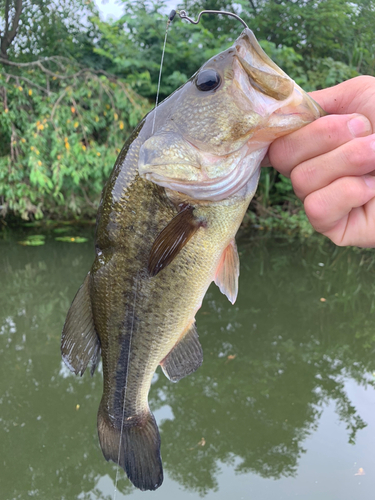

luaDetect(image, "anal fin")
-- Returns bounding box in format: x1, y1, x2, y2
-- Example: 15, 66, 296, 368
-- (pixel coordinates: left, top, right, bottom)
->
61, 273, 101, 376
160, 322, 203, 382
214, 239, 240, 305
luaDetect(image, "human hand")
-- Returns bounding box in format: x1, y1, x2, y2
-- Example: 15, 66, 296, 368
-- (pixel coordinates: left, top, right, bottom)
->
267, 76, 375, 247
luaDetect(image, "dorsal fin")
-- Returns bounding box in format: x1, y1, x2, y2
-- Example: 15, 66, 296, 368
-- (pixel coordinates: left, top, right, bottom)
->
148, 205, 203, 277
160, 322, 203, 382
214, 239, 240, 304
61, 273, 101, 376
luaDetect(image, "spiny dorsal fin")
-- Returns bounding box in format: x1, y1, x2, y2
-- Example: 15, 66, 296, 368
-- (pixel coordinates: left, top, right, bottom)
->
148, 205, 202, 277
61, 273, 101, 376
160, 322, 203, 382
214, 239, 240, 305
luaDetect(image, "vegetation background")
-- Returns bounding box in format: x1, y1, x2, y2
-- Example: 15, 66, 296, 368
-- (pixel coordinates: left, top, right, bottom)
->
0, 0, 374, 232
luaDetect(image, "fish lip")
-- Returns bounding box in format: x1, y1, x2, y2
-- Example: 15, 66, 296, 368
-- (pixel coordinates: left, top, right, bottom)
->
234, 46, 324, 125
235, 28, 287, 78
273, 84, 325, 121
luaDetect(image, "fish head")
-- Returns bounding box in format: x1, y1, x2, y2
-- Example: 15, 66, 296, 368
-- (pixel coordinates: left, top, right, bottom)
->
139, 28, 325, 202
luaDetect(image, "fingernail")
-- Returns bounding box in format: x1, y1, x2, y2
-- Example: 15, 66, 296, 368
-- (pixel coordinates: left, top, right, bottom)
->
363, 174, 375, 189
348, 115, 372, 137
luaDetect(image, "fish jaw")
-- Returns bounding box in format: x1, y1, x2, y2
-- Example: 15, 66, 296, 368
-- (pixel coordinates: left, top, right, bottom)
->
233, 29, 325, 137
139, 29, 325, 203
139, 74, 322, 203
142, 145, 266, 202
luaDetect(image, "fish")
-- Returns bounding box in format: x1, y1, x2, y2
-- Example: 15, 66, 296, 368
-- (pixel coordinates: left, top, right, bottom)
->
61, 28, 325, 491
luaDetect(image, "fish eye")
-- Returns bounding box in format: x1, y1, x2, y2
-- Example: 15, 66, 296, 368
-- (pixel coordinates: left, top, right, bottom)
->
196, 70, 221, 92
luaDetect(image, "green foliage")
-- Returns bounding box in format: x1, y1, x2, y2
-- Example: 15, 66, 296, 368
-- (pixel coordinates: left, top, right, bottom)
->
17, 234, 46, 246
1, 0, 374, 224
0, 59, 149, 219
243, 0, 375, 78
91, 0, 235, 100
0, 0, 99, 61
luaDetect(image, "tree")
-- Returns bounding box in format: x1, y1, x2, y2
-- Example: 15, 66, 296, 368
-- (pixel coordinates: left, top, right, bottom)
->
0, 0, 149, 220
0, 0, 22, 58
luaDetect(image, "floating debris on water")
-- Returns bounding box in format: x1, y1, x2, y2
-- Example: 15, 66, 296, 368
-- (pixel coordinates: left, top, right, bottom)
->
18, 235, 46, 246
354, 467, 365, 476
55, 236, 88, 243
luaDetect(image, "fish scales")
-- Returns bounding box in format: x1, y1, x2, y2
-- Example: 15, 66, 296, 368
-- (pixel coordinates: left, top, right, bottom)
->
61, 27, 325, 491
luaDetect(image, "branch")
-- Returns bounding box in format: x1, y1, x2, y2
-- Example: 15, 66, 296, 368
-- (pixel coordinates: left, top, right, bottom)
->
0, 56, 143, 107
0, 55, 72, 68
70, 96, 88, 145
0, 55, 145, 113
50, 89, 68, 122
248, 0, 257, 14
1, 0, 23, 59
80, 186, 97, 209
0, 56, 86, 80
4, 1, 10, 39
4, 73, 51, 94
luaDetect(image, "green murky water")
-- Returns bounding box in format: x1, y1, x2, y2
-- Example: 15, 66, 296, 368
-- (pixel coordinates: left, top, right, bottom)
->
2, 230, 375, 500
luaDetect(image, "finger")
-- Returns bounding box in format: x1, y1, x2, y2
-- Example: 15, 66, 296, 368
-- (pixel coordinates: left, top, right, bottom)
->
291, 133, 375, 200
323, 196, 375, 248
304, 175, 375, 241
268, 113, 372, 177
261, 154, 271, 167
309, 76, 375, 125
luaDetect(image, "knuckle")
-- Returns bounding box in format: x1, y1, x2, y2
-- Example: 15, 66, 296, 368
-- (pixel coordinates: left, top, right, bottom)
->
290, 161, 316, 198
304, 191, 328, 226
268, 137, 297, 174
329, 234, 347, 247
354, 75, 375, 90
343, 178, 360, 198
339, 140, 369, 170
336, 176, 367, 205
319, 115, 344, 144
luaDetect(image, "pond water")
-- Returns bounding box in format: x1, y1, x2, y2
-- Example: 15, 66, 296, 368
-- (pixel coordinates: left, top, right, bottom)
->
1, 229, 375, 500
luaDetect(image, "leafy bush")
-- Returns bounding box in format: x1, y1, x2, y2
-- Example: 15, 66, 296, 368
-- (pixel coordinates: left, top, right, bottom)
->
0, 58, 149, 219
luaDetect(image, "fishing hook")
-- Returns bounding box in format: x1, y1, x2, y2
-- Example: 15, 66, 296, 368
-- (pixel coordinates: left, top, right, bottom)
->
178, 9, 249, 29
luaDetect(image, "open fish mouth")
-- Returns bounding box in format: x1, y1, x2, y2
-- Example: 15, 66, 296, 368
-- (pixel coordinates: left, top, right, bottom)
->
234, 28, 324, 126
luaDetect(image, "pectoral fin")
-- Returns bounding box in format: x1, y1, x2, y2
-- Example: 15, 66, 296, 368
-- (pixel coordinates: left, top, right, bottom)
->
214, 239, 240, 304
148, 205, 203, 277
61, 273, 101, 376
160, 322, 203, 382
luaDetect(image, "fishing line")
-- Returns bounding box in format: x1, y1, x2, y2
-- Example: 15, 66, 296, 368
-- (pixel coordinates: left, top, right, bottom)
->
151, 11, 176, 135
113, 272, 139, 500
151, 8, 247, 135
178, 9, 249, 29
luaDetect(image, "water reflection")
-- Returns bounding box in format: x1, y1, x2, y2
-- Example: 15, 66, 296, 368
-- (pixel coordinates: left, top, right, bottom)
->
1, 233, 375, 498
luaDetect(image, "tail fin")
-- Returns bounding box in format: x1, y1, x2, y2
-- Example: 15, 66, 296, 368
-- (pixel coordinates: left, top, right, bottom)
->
97, 405, 163, 491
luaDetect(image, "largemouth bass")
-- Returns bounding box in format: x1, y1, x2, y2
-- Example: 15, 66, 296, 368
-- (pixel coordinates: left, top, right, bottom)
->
61, 28, 325, 491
